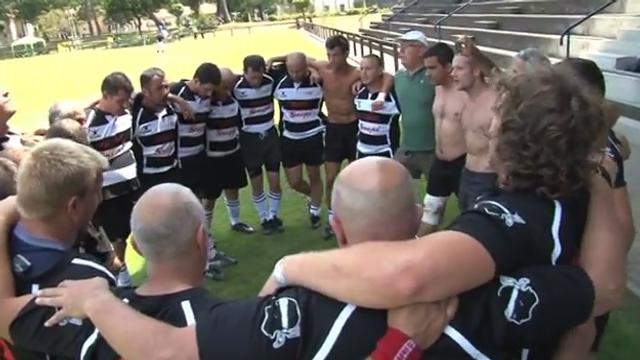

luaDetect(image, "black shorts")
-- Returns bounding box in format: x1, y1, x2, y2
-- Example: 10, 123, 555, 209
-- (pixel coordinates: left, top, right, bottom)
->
93, 192, 137, 242
202, 150, 248, 199
325, 121, 358, 163
281, 133, 324, 168
179, 154, 206, 193
357, 149, 393, 159
139, 168, 182, 194
239, 128, 281, 178
426, 154, 466, 197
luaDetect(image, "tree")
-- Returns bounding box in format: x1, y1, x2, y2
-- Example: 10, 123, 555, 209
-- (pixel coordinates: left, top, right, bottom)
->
180, 0, 199, 15
168, 0, 184, 26
291, 0, 310, 19
216, 0, 230, 23
102, 0, 170, 34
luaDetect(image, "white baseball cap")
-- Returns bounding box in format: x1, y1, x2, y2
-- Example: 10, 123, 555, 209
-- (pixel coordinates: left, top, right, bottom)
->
398, 31, 429, 47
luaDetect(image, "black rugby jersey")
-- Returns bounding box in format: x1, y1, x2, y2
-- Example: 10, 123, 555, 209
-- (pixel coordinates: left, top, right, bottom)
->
10, 287, 219, 360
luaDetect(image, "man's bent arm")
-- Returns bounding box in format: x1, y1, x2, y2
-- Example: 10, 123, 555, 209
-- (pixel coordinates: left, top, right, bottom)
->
84, 292, 198, 360
280, 231, 495, 308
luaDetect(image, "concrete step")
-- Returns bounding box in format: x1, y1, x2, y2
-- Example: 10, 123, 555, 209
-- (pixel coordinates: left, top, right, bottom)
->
619, 28, 640, 42
582, 51, 638, 72
594, 40, 640, 57
405, 0, 622, 15
379, 21, 606, 59
381, 13, 640, 38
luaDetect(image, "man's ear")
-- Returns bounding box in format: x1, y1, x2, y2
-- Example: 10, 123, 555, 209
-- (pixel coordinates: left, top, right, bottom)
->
331, 215, 348, 247
415, 203, 423, 228
195, 224, 208, 252
131, 237, 143, 257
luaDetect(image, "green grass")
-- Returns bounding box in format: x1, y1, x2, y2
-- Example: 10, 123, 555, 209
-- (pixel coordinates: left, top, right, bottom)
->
4, 23, 638, 358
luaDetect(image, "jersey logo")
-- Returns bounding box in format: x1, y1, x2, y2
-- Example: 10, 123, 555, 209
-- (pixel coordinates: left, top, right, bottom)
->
138, 124, 153, 136
498, 276, 540, 325
261, 297, 302, 349
474, 200, 526, 227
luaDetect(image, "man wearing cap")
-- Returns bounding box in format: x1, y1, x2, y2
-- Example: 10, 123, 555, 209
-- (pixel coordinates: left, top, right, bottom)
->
394, 31, 436, 197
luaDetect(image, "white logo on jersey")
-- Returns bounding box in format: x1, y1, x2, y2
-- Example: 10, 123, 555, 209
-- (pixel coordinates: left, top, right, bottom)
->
261, 297, 302, 349
474, 200, 526, 227
498, 276, 540, 325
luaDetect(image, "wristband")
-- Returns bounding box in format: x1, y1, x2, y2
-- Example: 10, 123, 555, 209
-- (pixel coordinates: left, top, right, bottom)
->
273, 258, 288, 288
371, 327, 422, 360
375, 92, 387, 102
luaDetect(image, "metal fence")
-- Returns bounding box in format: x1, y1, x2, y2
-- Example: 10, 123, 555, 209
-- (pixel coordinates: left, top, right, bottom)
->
302, 22, 401, 72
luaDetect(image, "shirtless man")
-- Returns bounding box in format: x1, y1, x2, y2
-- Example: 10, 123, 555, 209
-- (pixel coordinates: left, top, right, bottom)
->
269, 35, 394, 238
451, 46, 499, 210
418, 43, 468, 236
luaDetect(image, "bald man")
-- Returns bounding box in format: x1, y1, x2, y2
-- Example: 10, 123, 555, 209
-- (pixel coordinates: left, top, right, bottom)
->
1, 184, 226, 358
32, 158, 454, 359
274, 52, 325, 229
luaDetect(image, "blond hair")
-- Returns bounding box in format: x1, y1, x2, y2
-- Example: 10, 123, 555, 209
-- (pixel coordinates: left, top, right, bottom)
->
17, 138, 108, 220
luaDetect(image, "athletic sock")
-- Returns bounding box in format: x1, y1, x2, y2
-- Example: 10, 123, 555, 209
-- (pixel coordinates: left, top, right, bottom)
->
268, 191, 282, 219
225, 196, 241, 225
252, 193, 270, 222
205, 207, 214, 233
310, 204, 322, 217
328, 208, 335, 224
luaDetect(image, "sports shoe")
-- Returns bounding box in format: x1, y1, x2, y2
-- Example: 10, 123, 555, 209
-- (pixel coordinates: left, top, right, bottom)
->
271, 216, 285, 233
205, 265, 226, 281
310, 214, 321, 229
212, 251, 238, 267
323, 225, 335, 240
116, 266, 134, 288
231, 222, 255, 234
262, 219, 274, 235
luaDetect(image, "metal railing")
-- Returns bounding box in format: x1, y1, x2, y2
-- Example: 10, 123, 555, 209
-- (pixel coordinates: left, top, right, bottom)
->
387, 0, 420, 22
434, 0, 474, 41
560, 0, 617, 58
302, 22, 401, 72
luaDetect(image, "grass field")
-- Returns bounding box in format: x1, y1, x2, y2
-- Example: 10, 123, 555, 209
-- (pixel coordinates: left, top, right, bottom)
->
4, 22, 638, 358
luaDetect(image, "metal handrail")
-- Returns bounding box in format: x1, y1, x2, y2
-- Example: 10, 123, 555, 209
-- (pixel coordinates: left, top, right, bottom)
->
387, 0, 420, 22
434, 0, 474, 40
560, 0, 617, 58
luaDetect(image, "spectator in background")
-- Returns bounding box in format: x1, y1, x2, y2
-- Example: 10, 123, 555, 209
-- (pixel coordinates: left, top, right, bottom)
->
394, 31, 436, 197
47, 100, 88, 126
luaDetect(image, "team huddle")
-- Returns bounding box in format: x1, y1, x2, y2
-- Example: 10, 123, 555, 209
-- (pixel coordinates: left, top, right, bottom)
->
0, 29, 635, 360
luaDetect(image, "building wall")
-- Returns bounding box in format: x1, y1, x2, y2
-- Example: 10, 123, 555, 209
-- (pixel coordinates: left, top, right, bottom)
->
314, 0, 355, 13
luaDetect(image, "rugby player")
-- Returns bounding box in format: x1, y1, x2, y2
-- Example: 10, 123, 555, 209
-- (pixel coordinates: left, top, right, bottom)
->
32, 158, 598, 359
132, 67, 181, 192
355, 55, 400, 159
87, 72, 139, 288
234, 55, 284, 235
418, 43, 467, 236
273, 53, 325, 228
0, 139, 116, 359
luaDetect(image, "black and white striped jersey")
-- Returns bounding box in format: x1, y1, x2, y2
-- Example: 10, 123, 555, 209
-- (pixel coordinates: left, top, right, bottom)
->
132, 104, 179, 175
233, 75, 276, 134
207, 96, 241, 158
87, 108, 138, 198
170, 81, 210, 160
274, 74, 324, 140
354, 87, 401, 156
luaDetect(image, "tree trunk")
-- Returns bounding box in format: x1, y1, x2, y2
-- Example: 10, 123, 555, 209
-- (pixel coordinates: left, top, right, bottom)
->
149, 13, 164, 28
87, 19, 95, 36
93, 18, 102, 36
135, 17, 142, 35
188, 0, 201, 16
216, 0, 231, 22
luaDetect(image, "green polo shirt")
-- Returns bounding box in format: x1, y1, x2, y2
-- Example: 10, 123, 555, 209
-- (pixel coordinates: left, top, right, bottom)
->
395, 67, 436, 152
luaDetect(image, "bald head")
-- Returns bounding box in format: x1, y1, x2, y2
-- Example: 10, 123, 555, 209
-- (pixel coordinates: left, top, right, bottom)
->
219, 67, 238, 95
332, 157, 418, 245
131, 183, 206, 262
48, 100, 87, 126
286, 52, 309, 83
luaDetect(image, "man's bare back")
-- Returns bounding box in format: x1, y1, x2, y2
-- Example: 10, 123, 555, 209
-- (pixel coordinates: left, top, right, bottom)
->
317, 62, 361, 124
433, 85, 467, 161
461, 85, 497, 173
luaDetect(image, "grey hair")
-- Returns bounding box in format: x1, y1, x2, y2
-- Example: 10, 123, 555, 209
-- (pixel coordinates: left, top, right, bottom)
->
48, 100, 85, 125
130, 183, 205, 261
515, 48, 551, 71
